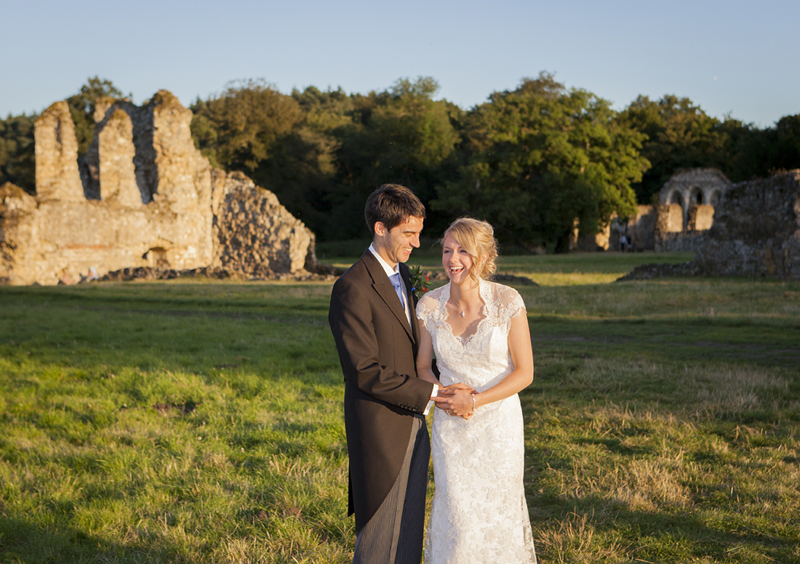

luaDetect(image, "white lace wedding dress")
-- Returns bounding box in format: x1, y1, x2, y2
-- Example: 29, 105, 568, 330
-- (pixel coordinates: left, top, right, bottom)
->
417, 279, 537, 564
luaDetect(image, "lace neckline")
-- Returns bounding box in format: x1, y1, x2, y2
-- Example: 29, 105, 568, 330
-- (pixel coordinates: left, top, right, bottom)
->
441, 279, 490, 345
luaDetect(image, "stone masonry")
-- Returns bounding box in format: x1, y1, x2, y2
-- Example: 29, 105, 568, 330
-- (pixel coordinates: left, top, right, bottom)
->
693, 171, 800, 277
0, 91, 318, 285
654, 168, 731, 252
619, 170, 800, 280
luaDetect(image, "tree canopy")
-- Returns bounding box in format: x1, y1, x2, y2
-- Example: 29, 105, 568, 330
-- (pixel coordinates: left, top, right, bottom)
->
0, 113, 36, 193
3, 75, 799, 249
66, 76, 125, 155
433, 73, 648, 251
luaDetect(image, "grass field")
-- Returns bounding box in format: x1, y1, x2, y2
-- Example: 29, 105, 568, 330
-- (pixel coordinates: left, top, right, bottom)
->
1, 252, 799, 563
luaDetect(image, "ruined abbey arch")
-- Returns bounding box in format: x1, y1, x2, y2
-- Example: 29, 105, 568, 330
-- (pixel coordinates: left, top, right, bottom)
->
652, 168, 731, 250
658, 168, 730, 226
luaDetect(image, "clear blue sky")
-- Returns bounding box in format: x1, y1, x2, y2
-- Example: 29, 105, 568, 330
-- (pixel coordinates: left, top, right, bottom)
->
3, 0, 798, 127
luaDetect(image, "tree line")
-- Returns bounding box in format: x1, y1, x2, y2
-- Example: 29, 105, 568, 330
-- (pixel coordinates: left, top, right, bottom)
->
2, 76, 799, 250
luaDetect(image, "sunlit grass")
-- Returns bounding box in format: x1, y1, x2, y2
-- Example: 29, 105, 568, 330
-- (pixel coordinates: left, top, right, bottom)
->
326, 250, 695, 286
1, 255, 799, 563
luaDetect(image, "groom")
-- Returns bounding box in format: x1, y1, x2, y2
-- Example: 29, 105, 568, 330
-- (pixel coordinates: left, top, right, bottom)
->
329, 184, 438, 564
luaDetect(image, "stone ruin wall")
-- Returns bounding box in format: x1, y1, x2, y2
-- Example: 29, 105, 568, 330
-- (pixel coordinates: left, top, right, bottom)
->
0, 91, 317, 285
619, 170, 800, 280
653, 168, 730, 252
694, 171, 800, 278
575, 168, 730, 253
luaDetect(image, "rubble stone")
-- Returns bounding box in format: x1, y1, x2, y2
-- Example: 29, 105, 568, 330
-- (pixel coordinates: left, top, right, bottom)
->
619, 170, 800, 280
0, 91, 320, 285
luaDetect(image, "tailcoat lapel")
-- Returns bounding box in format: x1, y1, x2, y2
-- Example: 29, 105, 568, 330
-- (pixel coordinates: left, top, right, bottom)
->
361, 253, 415, 342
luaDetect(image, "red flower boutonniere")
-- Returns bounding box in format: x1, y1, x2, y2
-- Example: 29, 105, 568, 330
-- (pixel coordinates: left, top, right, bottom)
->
409, 265, 430, 299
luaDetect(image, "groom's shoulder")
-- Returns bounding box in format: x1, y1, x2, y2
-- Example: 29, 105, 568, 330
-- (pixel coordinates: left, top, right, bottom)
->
333, 254, 372, 290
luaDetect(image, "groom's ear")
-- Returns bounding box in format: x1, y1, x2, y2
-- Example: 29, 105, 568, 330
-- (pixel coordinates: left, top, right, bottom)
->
374, 222, 386, 237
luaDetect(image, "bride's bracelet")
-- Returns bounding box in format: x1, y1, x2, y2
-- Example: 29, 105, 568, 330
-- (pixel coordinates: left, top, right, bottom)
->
471, 394, 476, 411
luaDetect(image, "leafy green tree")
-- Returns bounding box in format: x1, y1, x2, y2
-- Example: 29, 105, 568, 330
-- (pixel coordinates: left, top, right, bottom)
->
617, 95, 726, 203
66, 76, 124, 155
434, 73, 648, 252
191, 80, 302, 172
711, 117, 770, 182
191, 82, 348, 232
770, 114, 800, 172
330, 77, 460, 239
259, 86, 353, 232
0, 113, 36, 194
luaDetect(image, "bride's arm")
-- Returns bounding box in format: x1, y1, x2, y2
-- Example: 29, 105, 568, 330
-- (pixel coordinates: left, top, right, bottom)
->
472, 312, 534, 409
415, 323, 441, 386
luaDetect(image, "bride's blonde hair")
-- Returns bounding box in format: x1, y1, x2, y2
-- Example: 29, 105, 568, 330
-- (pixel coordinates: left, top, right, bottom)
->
442, 217, 498, 286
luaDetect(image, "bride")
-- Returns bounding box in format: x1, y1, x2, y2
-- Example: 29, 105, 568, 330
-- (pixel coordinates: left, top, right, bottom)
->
418, 217, 538, 563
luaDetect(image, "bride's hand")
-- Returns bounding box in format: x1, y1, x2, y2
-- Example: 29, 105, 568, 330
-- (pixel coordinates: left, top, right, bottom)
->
433, 387, 474, 417
439, 382, 475, 395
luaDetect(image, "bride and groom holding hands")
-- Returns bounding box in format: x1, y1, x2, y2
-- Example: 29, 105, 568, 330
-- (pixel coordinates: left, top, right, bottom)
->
329, 184, 537, 563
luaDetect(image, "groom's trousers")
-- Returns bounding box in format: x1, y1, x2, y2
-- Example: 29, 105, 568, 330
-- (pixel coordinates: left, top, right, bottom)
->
353, 415, 429, 564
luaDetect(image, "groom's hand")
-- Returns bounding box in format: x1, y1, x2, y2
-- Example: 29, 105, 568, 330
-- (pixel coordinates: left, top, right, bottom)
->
438, 382, 474, 394
433, 384, 474, 417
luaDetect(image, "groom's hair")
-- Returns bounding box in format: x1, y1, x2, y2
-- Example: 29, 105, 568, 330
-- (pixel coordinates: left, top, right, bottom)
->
365, 184, 426, 235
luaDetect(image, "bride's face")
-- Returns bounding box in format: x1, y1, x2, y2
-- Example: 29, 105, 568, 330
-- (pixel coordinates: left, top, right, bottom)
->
442, 235, 474, 285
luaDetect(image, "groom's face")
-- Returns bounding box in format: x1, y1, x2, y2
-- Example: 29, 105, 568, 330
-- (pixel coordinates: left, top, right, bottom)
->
374, 215, 424, 267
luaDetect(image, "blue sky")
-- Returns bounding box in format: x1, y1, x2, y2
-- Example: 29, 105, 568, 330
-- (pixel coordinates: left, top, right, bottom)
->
3, 0, 798, 127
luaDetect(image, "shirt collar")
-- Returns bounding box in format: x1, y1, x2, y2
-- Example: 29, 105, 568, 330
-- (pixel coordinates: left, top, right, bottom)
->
368, 243, 400, 278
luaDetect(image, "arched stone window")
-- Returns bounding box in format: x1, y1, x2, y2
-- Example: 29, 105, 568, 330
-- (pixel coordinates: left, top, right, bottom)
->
668, 190, 684, 207
690, 187, 704, 205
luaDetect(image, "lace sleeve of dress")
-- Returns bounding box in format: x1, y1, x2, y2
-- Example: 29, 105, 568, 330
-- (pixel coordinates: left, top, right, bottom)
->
415, 292, 437, 324
497, 284, 527, 320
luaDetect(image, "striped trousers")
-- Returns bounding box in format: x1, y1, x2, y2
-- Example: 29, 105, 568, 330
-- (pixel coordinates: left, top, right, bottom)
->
353, 415, 429, 564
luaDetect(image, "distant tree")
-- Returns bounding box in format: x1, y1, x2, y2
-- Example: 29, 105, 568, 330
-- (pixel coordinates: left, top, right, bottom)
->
617, 95, 726, 203
711, 116, 770, 182
0, 113, 37, 194
66, 76, 124, 155
191, 80, 303, 173
434, 73, 648, 252
257, 86, 353, 231
770, 114, 800, 172
330, 77, 460, 239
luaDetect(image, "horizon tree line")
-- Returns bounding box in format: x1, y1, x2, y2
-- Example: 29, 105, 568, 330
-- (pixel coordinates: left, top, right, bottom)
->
2, 76, 799, 251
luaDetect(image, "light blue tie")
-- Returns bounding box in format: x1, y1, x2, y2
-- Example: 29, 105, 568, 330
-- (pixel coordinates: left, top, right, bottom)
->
390, 272, 406, 311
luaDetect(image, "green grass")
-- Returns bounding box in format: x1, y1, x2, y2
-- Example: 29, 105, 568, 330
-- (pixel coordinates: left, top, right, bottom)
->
326, 249, 697, 286
1, 254, 799, 563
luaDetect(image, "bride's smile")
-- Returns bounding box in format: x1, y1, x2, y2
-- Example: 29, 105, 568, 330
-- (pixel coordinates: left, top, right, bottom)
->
442, 235, 474, 285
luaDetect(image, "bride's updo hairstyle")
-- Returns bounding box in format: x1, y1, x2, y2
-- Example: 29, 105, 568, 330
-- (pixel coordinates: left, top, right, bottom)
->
442, 217, 498, 286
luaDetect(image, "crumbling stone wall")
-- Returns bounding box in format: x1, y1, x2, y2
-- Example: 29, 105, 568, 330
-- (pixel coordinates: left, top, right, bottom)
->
659, 168, 730, 218
694, 171, 800, 277
628, 206, 656, 251
576, 223, 611, 252
0, 91, 318, 285
619, 170, 800, 280
654, 168, 731, 252
35, 102, 84, 202
688, 204, 715, 231
211, 171, 313, 277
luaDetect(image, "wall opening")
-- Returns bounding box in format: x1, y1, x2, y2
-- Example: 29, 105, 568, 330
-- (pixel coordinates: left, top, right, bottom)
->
144, 247, 170, 269
668, 190, 684, 208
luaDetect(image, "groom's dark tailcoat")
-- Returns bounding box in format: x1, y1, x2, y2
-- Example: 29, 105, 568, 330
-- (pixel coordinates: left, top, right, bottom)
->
328, 251, 434, 533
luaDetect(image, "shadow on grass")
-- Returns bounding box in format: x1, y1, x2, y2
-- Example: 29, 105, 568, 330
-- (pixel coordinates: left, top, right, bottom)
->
555, 495, 796, 562
0, 515, 170, 564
